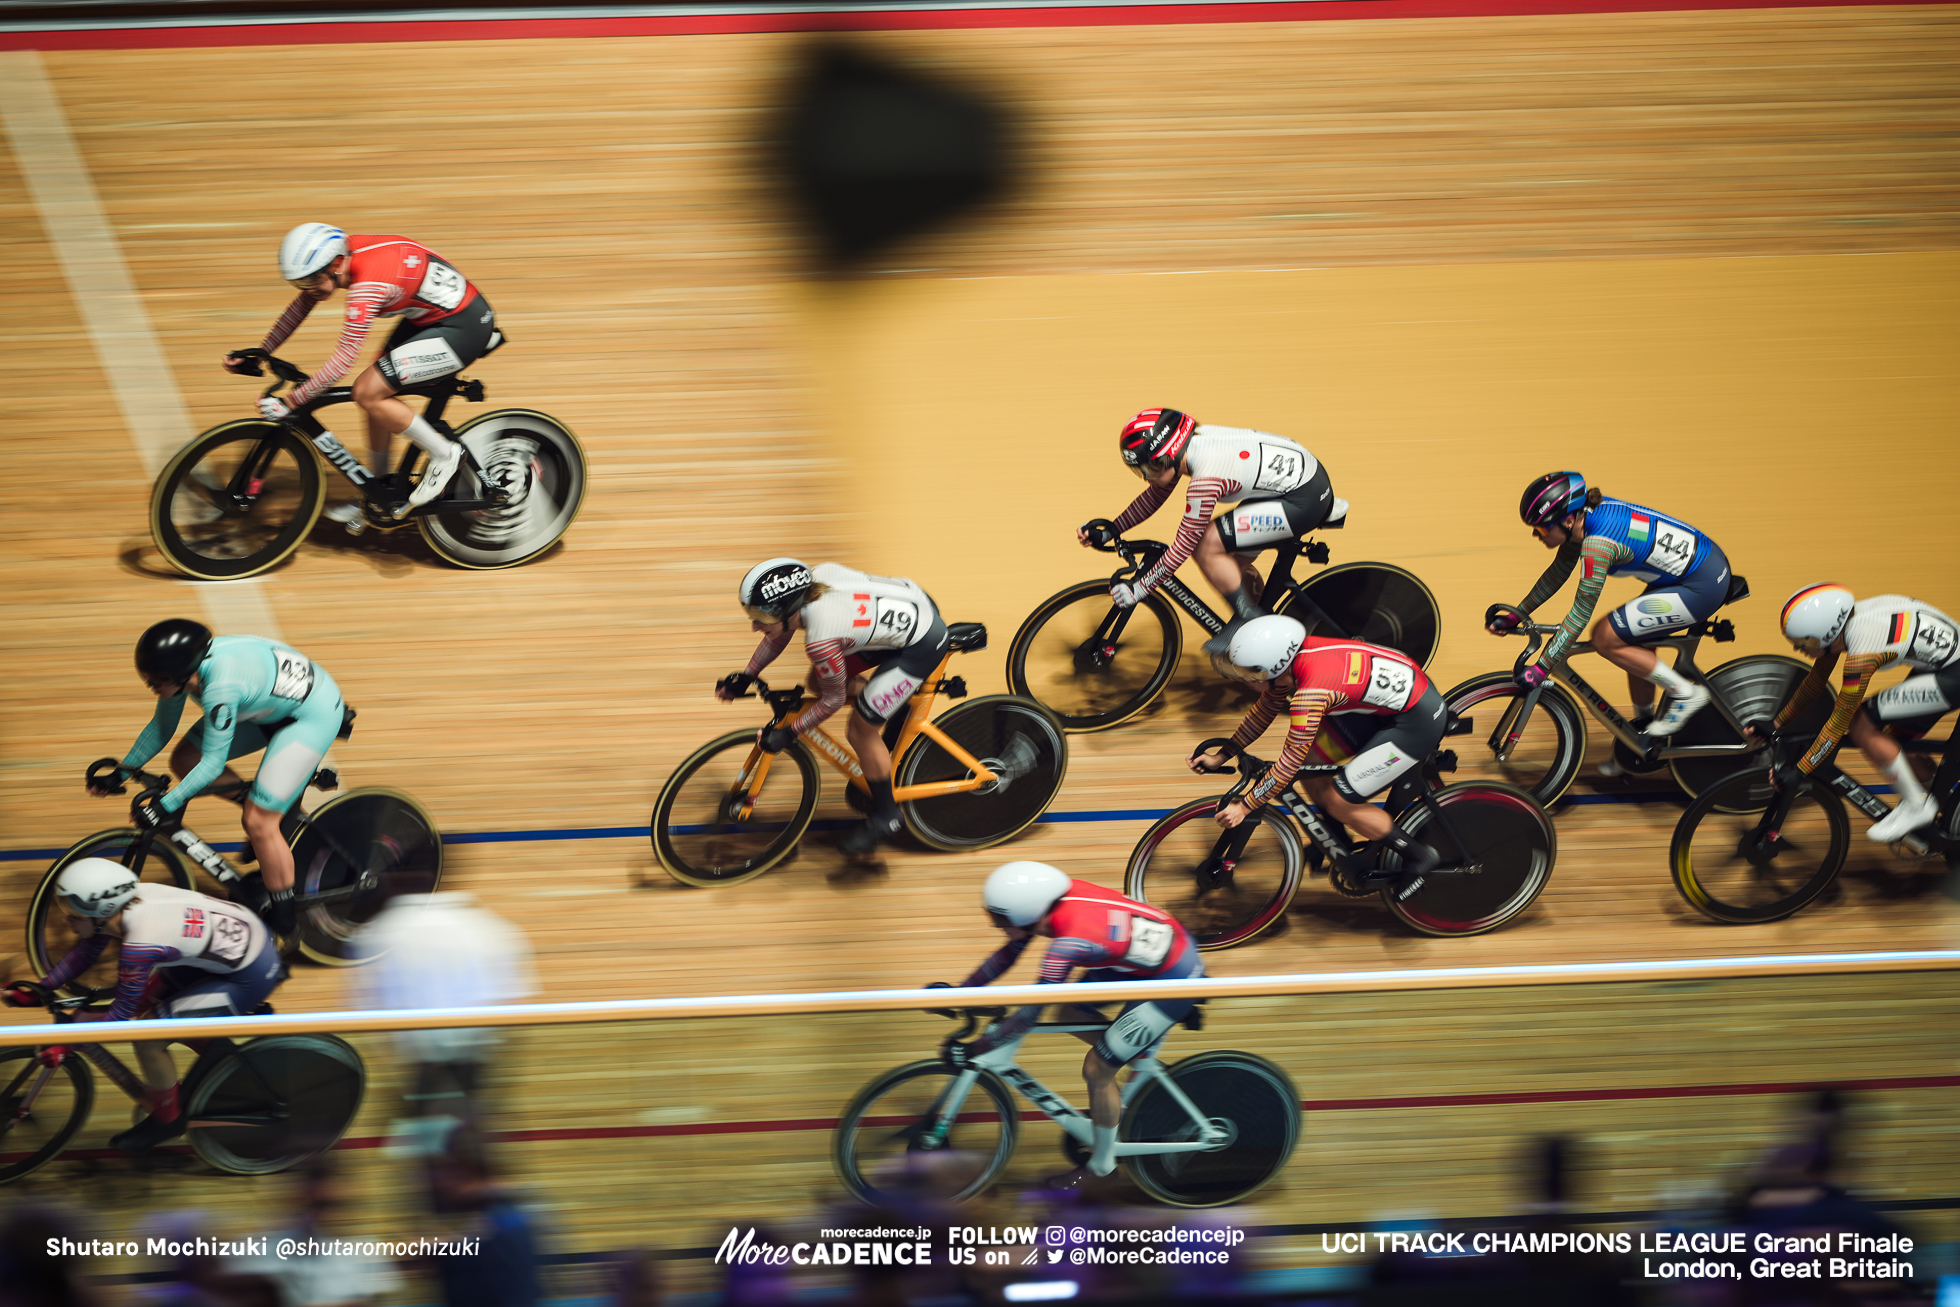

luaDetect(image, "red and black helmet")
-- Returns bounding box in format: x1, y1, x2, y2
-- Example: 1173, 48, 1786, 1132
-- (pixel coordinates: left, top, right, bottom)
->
1118, 408, 1196, 476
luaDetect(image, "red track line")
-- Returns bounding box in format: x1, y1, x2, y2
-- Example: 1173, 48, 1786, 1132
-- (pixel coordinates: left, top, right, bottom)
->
3, 0, 1956, 53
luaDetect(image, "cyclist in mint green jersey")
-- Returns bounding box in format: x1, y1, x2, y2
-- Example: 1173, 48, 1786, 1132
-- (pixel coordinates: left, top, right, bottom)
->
1497, 474, 1733, 743
91, 620, 348, 934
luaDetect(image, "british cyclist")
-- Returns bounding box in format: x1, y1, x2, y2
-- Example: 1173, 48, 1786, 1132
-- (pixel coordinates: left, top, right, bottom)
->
1498, 472, 1733, 755
1191, 614, 1445, 892
937, 861, 1204, 1191
1083, 408, 1338, 654
718, 559, 949, 859
96, 619, 348, 935
224, 223, 498, 518
2, 858, 283, 1152
1762, 585, 1960, 842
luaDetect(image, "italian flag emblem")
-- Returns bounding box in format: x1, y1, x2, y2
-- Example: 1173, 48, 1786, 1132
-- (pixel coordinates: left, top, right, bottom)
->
1628, 512, 1651, 542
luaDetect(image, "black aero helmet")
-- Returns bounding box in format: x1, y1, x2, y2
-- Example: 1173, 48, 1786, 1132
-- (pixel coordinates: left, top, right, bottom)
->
1520, 471, 1587, 529
135, 618, 213, 684
739, 557, 817, 620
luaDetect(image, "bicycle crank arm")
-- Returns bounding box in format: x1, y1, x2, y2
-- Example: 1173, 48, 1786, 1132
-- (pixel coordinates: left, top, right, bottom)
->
298, 871, 380, 906
1108, 1137, 1228, 1156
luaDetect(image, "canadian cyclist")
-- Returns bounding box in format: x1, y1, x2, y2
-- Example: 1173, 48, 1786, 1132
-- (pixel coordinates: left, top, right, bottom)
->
1499, 472, 1732, 750
1083, 408, 1337, 653
1763, 585, 1959, 842
224, 224, 498, 518
1191, 615, 1445, 892
939, 862, 1204, 1191
2, 858, 283, 1152
719, 559, 948, 858
97, 619, 348, 935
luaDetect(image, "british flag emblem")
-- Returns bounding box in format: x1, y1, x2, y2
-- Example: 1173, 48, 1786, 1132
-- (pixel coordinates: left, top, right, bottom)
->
183, 908, 205, 939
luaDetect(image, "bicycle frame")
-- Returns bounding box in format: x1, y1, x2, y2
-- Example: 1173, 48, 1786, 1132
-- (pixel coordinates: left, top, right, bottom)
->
1759, 732, 1960, 858
1095, 533, 1344, 648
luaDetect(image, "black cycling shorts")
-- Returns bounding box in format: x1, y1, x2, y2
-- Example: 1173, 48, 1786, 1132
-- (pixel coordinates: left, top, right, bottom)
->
375, 291, 498, 391
1215, 463, 1335, 553
848, 611, 950, 725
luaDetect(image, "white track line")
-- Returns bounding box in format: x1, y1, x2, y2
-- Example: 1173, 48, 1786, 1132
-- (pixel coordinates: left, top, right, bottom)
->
0, 50, 283, 641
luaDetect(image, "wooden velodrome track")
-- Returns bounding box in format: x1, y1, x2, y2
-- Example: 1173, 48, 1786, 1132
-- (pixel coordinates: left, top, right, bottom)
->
2, 2, 1959, 1296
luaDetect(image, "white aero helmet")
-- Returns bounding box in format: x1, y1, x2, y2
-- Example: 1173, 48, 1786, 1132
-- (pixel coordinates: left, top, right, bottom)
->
55, 857, 141, 919
279, 223, 348, 283
1219, 614, 1307, 683
739, 557, 817, 620
1781, 584, 1854, 650
983, 861, 1070, 927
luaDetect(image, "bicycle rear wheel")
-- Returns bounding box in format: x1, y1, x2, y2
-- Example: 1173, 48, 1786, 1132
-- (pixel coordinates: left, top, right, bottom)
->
1122, 1052, 1300, 1207
1006, 582, 1182, 732
0, 1047, 94, 1185
185, 1035, 365, 1175
1670, 656, 1831, 805
1670, 770, 1849, 923
26, 831, 198, 990
420, 409, 587, 569
1441, 673, 1588, 805
1388, 783, 1555, 936
289, 789, 442, 964
833, 1061, 1018, 1203
151, 422, 324, 580
652, 730, 819, 886
1125, 799, 1303, 950
1279, 562, 1441, 670
897, 697, 1068, 851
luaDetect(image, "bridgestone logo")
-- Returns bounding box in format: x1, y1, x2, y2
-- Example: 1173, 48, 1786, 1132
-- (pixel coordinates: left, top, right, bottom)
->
760, 569, 811, 600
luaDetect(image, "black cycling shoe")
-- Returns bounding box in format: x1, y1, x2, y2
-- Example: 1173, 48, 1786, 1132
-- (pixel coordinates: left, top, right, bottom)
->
840, 810, 904, 858
111, 1111, 188, 1153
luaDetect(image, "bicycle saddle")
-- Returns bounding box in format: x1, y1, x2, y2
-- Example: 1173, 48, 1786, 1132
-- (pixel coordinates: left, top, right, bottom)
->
1321, 497, 1349, 530
946, 622, 988, 652
1724, 573, 1751, 606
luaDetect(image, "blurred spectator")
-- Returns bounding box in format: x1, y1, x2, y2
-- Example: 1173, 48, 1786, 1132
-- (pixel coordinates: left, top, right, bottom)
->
0, 1202, 105, 1307
230, 1159, 401, 1306
607, 1250, 665, 1307
133, 1213, 279, 1307
423, 1122, 541, 1307
353, 891, 534, 1151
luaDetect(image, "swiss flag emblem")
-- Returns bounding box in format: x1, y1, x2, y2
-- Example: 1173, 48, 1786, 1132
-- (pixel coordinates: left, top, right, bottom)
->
404, 254, 422, 270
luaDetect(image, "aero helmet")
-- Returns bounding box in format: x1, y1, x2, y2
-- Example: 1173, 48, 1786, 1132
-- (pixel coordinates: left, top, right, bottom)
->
739, 558, 817, 620
983, 861, 1071, 928
1118, 408, 1197, 478
279, 223, 348, 283
1781, 584, 1854, 650
134, 619, 213, 686
1218, 615, 1307, 684
55, 857, 141, 919
1520, 471, 1588, 530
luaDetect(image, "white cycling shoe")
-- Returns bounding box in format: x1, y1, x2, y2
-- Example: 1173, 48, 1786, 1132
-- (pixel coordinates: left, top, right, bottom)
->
1644, 683, 1711, 738
1869, 792, 1938, 844
396, 441, 464, 518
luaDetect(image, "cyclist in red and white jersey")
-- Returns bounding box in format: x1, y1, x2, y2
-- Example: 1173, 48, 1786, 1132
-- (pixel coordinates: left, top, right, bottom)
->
1192, 615, 1446, 891
3, 859, 282, 1154
1082, 408, 1340, 653
1766, 585, 1960, 842
223, 224, 499, 517
937, 862, 1204, 1190
718, 558, 949, 857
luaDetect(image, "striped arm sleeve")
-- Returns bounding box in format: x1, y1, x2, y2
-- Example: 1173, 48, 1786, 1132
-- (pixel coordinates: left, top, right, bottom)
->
1110, 481, 1171, 535
1247, 687, 1334, 807
961, 936, 1029, 988
289, 283, 392, 406
106, 942, 179, 1022
1540, 536, 1627, 667
1799, 651, 1892, 773
41, 935, 108, 991
1229, 683, 1289, 753
259, 291, 319, 352
790, 638, 851, 733
1138, 478, 1227, 590
1774, 649, 1840, 732
985, 938, 1105, 1047
742, 630, 793, 679
1518, 539, 1582, 615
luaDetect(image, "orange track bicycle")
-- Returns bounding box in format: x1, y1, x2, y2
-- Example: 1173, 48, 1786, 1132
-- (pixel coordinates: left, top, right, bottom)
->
651, 623, 1068, 886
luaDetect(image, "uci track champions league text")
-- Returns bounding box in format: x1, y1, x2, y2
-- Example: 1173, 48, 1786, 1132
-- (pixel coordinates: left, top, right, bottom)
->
1318, 1228, 1918, 1284
716, 1222, 1246, 1271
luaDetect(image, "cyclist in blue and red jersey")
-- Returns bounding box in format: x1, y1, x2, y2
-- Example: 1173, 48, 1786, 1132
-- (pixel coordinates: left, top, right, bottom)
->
1497, 472, 1733, 746
224, 223, 499, 517
940, 862, 1202, 1190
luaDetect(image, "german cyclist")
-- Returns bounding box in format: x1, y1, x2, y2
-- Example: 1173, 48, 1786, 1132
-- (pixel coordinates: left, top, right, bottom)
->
2, 858, 283, 1151
96, 619, 348, 935
1498, 472, 1732, 749
1191, 615, 1445, 892
937, 861, 1204, 1190
1762, 585, 1959, 842
223, 224, 498, 517
719, 559, 949, 858
1082, 408, 1337, 653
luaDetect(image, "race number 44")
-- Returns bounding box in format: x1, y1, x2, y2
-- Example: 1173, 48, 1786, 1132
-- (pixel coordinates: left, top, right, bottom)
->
1643, 521, 1695, 577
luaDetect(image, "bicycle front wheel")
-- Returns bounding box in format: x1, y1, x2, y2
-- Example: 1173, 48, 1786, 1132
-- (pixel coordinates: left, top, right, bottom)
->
1125, 799, 1303, 950
151, 421, 324, 580
1122, 1052, 1300, 1208
1670, 656, 1831, 806
897, 697, 1068, 851
1389, 782, 1555, 936
26, 831, 198, 991
1441, 673, 1588, 805
420, 409, 587, 570
186, 1035, 365, 1175
1670, 770, 1849, 923
1280, 562, 1441, 670
289, 789, 442, 964
652, 730, 819, 886
0, 1047, 94, 1185
1006, 581, 1182, 732
833, 1060, 1019, 1203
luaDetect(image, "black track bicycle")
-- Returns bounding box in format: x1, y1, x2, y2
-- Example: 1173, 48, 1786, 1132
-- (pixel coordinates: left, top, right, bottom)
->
151, 347, 585, 578
1008, 509, 1441, 732
1125, 729, 1556, 944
